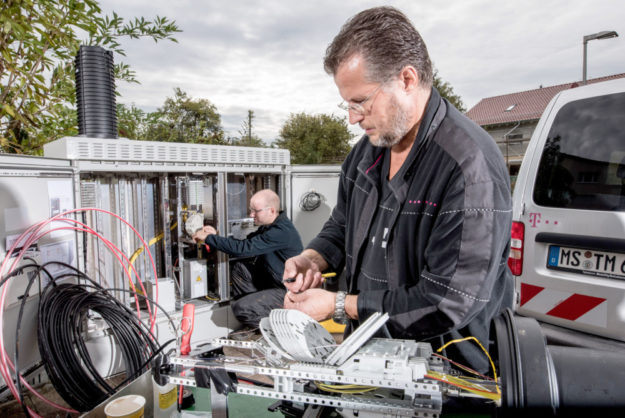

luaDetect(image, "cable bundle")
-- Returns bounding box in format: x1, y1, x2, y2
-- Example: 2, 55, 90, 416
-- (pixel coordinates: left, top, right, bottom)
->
37, 280, 161, 411
299, 191, 324, 211
0, 208, 170, 416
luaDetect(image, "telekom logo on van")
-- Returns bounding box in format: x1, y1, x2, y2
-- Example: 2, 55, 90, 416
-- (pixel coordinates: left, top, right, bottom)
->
528, 212, 559, 228
528, 213, 541, 227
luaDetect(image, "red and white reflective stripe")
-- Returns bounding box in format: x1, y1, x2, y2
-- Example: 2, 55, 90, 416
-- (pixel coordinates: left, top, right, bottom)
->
519, 283, 607, 327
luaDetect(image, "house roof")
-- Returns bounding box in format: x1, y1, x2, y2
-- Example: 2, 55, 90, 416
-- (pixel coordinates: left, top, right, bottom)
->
466, 73, 625, 127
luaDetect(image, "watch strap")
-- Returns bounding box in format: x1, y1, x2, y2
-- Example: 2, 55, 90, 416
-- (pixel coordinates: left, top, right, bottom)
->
332, 291, 348, 324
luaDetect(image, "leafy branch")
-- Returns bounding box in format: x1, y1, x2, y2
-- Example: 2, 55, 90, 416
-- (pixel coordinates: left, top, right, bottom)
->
0, 0, 181, 154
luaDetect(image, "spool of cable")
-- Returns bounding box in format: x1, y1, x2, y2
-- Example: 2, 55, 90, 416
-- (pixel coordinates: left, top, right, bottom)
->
35, 273, 173, 412
181, 389, 195, 409
299, 191, 324, 211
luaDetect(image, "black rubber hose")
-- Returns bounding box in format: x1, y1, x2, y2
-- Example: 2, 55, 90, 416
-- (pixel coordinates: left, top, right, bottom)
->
30, 262, 174, 411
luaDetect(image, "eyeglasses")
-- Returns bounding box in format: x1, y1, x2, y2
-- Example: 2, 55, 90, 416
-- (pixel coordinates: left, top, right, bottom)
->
250, 207, 270, 215
338, 83, 384, 115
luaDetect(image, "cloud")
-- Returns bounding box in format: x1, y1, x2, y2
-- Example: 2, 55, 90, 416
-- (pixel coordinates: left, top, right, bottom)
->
99, 0, 625, 142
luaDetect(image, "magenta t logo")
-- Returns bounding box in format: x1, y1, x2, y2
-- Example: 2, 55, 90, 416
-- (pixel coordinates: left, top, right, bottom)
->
528, 212, 541, 228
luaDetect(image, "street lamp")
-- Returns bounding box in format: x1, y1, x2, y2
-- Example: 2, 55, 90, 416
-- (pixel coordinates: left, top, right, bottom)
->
583, 30, 618, 85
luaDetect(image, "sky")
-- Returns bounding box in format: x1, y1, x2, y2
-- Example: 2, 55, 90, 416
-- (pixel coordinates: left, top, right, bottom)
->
98, 0, 625, 143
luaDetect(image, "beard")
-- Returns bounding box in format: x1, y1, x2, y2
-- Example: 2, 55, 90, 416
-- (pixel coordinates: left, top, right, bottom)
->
369, 95, 412, 148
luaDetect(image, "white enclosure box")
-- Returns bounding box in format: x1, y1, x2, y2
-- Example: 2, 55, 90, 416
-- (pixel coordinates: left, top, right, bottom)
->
145, 278, 176, 313
183, 259, 207, 299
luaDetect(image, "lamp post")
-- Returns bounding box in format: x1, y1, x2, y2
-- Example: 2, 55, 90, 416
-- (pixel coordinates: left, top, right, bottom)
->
583, 30, 618, 85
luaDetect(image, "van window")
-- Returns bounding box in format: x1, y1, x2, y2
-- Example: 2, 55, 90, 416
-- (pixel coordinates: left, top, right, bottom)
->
533, 92, 625, 211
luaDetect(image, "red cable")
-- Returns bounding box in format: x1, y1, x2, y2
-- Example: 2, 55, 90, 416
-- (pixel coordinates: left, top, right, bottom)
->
0, 208, 162, 412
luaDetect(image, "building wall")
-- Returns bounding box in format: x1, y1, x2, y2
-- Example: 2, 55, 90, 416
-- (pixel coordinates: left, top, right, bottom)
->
482, 122, 537, 191
486, 123, 536, 143
486, 122, 536, 164
484, 122, 535, 165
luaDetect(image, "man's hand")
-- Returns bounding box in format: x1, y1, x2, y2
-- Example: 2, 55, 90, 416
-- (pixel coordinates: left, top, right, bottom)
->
283, 288, 335, 322
283, 253, 325, 293
192, 225, 217, 242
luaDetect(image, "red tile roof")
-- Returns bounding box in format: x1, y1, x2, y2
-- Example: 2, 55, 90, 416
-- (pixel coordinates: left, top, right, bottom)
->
466, 73, 625, 126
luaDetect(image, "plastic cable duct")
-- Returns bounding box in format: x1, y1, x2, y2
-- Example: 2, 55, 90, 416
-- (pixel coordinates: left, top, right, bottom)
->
324, 312, 389, 366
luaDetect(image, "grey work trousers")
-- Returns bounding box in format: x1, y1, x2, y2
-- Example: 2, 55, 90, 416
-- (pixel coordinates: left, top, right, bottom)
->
230, 260, 286, 328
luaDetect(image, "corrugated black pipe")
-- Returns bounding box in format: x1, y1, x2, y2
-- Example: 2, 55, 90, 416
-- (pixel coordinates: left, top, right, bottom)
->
74, 45, 117, 138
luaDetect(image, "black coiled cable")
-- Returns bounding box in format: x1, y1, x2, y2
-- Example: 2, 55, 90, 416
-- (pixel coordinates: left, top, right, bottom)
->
299, 191, 324, 211
31, 262, 174, 412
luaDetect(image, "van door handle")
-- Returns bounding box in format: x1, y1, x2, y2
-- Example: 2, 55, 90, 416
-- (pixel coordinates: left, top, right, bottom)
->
536, 232, 625, 253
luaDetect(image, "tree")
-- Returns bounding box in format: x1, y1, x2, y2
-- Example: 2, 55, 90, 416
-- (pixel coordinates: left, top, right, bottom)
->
433, 69, 466, 112
117, 103, 148, 139
275, 113, 352, 164
0, 0, 180, 154
231, 109, 265, 147
144, 88, 226, 144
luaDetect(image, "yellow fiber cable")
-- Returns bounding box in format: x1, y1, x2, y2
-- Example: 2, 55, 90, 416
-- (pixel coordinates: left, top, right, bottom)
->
436, 336, 500, 396
425, 371, 500, 401
126, 222, 179, 293
432, 352, 493, 381
128, 222, 178, 266
314, 381, 378, 394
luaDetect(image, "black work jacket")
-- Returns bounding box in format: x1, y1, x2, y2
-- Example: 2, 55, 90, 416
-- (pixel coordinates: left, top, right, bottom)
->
205, 212, 303, 283
308, 88, 513, 372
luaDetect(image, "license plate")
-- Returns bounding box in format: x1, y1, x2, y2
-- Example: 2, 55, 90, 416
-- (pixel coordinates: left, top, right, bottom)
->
547, 245, 625, 280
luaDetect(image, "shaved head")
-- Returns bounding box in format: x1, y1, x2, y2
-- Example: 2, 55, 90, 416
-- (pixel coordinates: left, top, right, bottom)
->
252, 189, 280, 210
250, 189, 281, 225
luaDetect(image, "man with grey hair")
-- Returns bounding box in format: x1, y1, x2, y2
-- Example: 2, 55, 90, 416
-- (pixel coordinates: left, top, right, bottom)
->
284, 6, 512, 373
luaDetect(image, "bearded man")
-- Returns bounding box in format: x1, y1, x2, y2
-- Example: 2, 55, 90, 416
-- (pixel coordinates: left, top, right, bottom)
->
283, 6, 513, 373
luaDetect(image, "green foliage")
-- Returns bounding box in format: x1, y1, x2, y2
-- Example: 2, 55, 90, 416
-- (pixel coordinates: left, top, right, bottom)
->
275, 113, 352, 164
231, 109, 265, 147
433, 69, 466, 112
116, 90, 226, 144
0, 0, 180, 154
116, 103, 148, 139
143, 88, 226, 144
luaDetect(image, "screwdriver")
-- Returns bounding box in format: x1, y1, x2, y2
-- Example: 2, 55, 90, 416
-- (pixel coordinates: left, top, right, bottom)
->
283, 272, 336, 283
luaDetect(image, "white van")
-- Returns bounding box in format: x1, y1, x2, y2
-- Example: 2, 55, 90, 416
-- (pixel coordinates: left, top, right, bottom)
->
510, 78, 625, 343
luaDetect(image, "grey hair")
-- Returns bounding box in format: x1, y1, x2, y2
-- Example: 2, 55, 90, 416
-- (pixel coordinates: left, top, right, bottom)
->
324, 6, 433, 88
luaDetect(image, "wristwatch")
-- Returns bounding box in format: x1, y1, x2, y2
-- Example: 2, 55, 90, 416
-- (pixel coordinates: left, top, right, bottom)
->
332, 291, 349, 324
